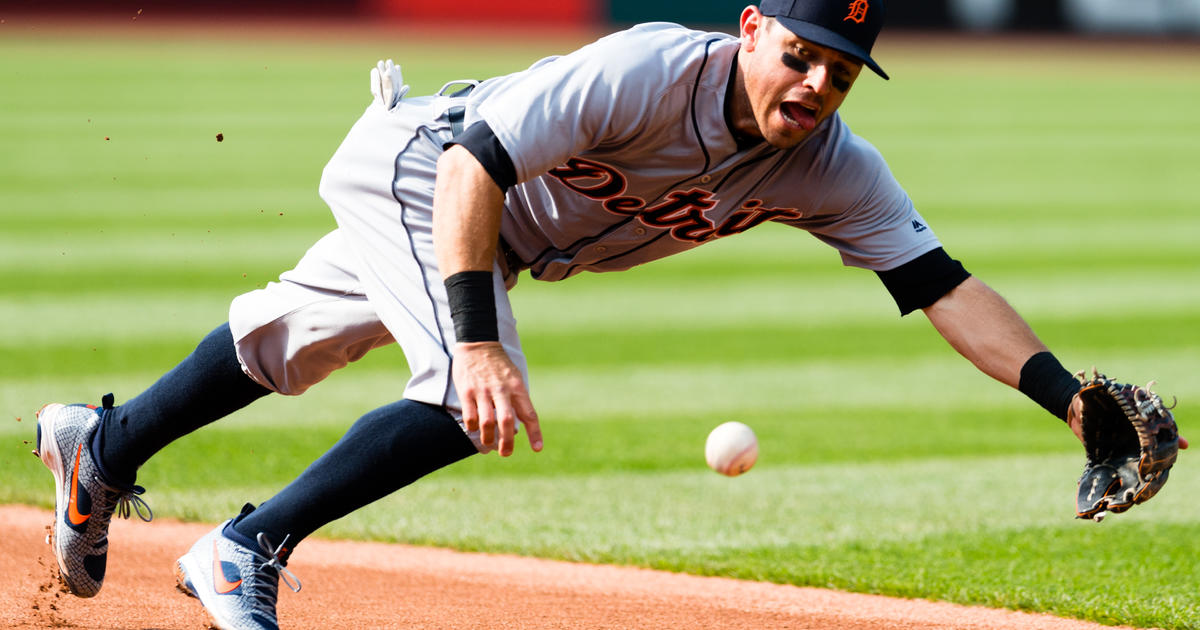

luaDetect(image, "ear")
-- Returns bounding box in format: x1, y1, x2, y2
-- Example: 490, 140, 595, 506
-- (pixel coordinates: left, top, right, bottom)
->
740, 5, 764, 52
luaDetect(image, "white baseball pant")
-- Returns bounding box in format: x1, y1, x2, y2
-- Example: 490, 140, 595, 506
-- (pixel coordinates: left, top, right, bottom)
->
228, 94, 527, 452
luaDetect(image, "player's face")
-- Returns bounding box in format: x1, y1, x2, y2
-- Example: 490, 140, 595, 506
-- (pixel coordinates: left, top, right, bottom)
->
737, 9, 863, 148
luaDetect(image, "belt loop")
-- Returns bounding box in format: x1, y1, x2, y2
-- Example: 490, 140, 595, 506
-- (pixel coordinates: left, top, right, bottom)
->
436, 80, 478, 138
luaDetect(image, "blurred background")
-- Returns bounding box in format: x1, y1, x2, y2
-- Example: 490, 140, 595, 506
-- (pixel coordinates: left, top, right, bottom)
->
2, 0, 1200, 34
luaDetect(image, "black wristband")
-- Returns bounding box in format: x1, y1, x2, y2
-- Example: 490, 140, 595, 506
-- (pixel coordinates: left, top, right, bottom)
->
1018, 351, 1081, 422
444, 271, 499, 343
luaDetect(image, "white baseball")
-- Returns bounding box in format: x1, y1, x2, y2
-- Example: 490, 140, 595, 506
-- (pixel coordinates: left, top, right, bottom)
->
705, 421, 758, 476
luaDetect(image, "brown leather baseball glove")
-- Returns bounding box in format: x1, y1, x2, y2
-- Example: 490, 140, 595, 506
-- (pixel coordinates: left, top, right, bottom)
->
1070, 369, 1180, 522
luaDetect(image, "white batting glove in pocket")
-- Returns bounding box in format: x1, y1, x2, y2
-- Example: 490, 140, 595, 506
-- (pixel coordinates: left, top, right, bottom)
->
370, 59, 409, 110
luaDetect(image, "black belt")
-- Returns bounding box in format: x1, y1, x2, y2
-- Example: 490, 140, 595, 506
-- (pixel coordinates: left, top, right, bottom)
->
440, 80, 477, 137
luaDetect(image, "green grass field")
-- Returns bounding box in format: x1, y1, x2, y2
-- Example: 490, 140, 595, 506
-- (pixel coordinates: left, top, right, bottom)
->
3, 20, 1199, 629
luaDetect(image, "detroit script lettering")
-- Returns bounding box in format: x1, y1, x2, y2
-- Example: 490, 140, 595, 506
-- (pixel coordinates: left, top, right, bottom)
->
547, 157, 801, 243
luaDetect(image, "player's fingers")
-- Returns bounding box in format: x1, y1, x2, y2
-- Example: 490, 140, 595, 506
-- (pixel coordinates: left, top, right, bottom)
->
515, 395, 542, 452
460, 391, 479, 433
495, 399, 517, 457
477, 395, 497, 449
1180, 436, 1189, 450
458, 386, 477, 434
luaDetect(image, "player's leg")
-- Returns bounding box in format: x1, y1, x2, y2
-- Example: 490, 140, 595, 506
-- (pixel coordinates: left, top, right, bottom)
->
238, 87, 531, 539
217, 265, 524, 551
95, 322, 272, 486
234, 399, 478, 544
35, 229, 389, 599
35, 321, 271, 598
175, 398, 479, 628
219, 223, 468, 548
174, 91, 528, 628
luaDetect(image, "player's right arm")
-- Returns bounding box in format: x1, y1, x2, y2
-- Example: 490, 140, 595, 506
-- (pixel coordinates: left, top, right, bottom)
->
433, 144, 542, 457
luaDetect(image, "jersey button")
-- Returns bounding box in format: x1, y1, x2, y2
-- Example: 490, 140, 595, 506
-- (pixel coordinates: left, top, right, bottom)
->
634, 227, 646, 235
699, 174, 712, 184
596, 246, 608, 253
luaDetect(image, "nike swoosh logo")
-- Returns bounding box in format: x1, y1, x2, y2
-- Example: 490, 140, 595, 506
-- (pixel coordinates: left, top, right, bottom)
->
212, 540, 243, 594
67, 444, 91, 526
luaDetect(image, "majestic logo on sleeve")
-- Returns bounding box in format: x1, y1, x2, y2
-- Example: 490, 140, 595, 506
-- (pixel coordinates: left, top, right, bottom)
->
844, 0, 870, 23
547, 157, 801, 243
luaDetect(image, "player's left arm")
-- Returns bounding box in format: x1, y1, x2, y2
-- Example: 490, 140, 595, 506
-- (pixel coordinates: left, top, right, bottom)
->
922, 274, 1086, 437
921, 276, 1189, 449
804, 138, 1078, 435
869, 243, 1082, 433
921, 276, 1047, 390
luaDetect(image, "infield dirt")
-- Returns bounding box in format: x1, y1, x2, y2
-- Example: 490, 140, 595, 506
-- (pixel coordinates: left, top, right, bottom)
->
1, 504, 1139, 630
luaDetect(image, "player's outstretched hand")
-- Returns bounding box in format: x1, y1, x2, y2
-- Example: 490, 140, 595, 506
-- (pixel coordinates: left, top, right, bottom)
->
1068, 395, 1189, 450
452, 341, 542, 457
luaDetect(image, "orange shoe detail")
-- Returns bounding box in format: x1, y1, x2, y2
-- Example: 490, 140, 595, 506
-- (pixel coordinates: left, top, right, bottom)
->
67, 444, 91, 526
212, 540, 243, 594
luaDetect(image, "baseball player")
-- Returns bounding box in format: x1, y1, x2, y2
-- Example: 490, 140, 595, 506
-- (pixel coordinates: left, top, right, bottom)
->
32, 1, 1184, 628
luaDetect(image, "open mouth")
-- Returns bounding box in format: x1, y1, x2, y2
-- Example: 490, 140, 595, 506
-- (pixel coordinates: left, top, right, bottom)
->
780, 101, 818, 131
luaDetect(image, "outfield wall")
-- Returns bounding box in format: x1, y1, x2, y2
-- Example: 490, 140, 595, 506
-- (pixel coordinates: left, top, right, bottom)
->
4, 0, 1199, 33
361, 0, 601, 25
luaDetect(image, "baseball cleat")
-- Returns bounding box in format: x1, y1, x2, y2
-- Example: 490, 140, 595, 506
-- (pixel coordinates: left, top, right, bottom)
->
36, 395, 153, 597
176, 509, 301, 630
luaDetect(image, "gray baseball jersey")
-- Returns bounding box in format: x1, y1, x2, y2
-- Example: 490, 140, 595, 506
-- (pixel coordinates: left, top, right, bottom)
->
465, 22, 940, 282
229, 22, 949, 443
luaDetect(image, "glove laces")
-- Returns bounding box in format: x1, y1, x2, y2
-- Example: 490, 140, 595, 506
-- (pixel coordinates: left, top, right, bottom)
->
1136, 380, 1177, 414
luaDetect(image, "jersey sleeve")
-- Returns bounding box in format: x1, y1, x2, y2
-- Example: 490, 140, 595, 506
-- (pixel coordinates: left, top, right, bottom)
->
776, 120, 943, 271
874, 247, 971, 315
451, 121, 518, 190
469, 24, 713, 184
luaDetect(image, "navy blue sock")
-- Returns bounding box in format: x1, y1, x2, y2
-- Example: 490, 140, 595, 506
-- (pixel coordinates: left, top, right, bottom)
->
232, 399, 477, 548
93, 323, 271, 485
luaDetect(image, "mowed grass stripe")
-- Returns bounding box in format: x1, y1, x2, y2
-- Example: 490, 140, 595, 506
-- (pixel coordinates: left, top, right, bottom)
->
20, 450, 1198, 543
0, 295, 234, 343
0, 391, 1079, 494
6, 348, 1194, 438
6, 311, 1194, 380
0, 229, 322, 272
9, 238, 1197, 340
511, 269, 1200, 329
0, 191, 331, 223
520, 313, 1195, 366
4, 225, 1194, 295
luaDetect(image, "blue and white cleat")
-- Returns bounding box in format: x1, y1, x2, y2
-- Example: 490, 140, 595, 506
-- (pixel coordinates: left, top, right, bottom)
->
175, 508, 301, 630
35, 395, 153, 597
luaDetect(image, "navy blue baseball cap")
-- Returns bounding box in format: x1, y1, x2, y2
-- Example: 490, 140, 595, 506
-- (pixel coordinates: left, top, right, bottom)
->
758, 0, 889, 79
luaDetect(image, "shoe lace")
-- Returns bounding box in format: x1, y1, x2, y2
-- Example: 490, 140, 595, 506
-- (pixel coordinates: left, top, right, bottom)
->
90, 475, 154, 528
91, 398, 153, 524
246, 533, 302, 618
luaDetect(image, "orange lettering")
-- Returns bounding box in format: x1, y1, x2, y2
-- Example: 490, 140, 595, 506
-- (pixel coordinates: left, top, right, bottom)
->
845, 0, 869, 24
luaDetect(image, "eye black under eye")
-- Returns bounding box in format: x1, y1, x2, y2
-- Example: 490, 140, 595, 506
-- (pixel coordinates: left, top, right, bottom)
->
782, 52, 852, 92
780, 52, 809, 74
